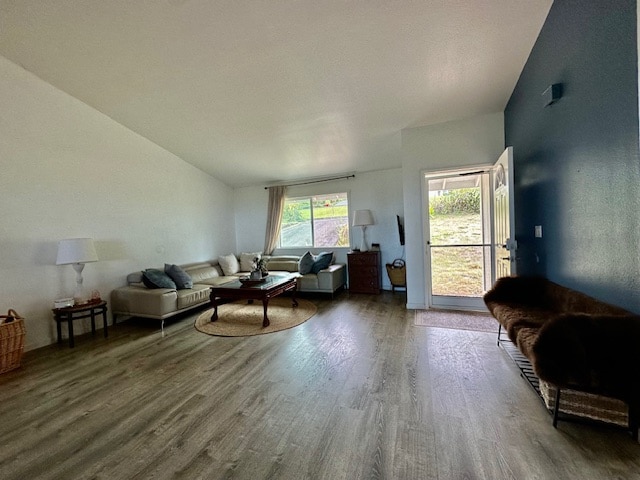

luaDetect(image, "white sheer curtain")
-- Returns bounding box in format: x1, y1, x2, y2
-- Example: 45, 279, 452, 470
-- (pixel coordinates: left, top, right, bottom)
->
264, 185, 286, 255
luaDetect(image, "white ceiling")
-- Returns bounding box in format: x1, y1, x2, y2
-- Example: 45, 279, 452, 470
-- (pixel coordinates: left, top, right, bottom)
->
0, 1, 552, 188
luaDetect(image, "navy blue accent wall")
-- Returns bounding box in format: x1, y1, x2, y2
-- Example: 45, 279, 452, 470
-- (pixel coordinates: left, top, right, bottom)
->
505, 0, 640, 313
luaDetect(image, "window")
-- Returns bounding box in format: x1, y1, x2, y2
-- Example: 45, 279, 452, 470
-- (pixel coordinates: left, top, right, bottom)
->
279, 193, 350, 248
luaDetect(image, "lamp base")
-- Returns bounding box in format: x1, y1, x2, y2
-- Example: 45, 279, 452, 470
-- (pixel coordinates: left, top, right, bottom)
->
72, 263, 89, 305
359, 226, 369, 252
73, 286, 91, 305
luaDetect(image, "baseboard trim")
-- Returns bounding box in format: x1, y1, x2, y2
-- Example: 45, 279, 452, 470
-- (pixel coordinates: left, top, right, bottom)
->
406, 302, 426, 310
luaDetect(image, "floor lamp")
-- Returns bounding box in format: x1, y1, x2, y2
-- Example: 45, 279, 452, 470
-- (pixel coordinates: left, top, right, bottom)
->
353, 209, 374, 252
56, 238, 98, 305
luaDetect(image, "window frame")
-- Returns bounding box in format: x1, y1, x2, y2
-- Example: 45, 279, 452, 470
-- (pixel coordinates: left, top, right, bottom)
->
278, 191, 350, 249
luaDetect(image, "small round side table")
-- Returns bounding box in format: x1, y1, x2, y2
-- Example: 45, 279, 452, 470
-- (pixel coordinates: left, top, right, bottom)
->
52, 300, 108, 348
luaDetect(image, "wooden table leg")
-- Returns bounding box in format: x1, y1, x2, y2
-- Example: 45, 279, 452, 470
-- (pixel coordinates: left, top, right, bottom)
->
90, 310, 96, 335
262, 299, 270, 328
56, 316, 62, 344
291, 290, 298, 308
67, 315, 75, 348
210, 298, 219, 322
102, 308, 108, 338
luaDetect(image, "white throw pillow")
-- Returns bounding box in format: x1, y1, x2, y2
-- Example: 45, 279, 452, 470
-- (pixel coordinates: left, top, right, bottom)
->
218, 254, 240, 276
240, 252, 262, 271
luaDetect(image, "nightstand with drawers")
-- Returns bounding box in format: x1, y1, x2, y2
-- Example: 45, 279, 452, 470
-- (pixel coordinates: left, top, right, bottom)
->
347, 251, 382, 294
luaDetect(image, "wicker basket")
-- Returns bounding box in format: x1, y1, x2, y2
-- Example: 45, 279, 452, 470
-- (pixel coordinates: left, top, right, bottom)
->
0, 309, 26, 374
386, 259, 406, 288
539, 380, 628, 427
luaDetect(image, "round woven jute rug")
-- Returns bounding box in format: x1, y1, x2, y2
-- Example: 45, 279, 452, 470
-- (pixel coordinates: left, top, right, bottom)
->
194, 297, 317, 337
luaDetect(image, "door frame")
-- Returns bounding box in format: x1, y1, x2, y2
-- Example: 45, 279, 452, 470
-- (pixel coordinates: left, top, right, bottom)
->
421, 163, 494, 311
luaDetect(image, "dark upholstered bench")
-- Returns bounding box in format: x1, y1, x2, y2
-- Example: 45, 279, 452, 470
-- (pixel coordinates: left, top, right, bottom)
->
483, 276, 640, 440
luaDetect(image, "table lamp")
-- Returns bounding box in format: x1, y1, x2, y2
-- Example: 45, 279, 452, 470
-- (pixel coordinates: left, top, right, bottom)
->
353, 209, 374, 252
56, 238, 98, 305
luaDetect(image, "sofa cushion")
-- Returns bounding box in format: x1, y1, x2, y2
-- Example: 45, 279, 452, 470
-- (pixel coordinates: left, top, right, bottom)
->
142, 269, 177, 289
186, 265, 220, 283
176, 284, 211, 309
240, 252, 262, 271
164, 264, 193, 289
316, 264, 346, 291
298, 273, 319, 291
127, 271, 144, 285
197, 276, 239, 287
298, 251, 314, 275
311, 251, 333, 274
266, 256, 299, 272
218, 254, 240, 275
111, 285, 178, 318
490, 304, 552, 343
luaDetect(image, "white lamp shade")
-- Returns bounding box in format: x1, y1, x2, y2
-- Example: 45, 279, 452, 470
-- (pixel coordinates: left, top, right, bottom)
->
56, 238, 98, 265
352, 209, 374, 226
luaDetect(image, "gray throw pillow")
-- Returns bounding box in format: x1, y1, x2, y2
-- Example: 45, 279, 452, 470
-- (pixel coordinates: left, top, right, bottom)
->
299, 251, 314, 275
142, 269, 177, 289
164, 264, 193, 289
311, 251, 333, 274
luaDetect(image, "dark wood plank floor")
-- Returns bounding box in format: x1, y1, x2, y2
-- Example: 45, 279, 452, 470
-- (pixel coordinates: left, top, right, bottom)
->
0, 292, 638, 479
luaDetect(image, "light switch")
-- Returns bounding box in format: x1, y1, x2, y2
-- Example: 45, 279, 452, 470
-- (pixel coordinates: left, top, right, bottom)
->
534, 225, 543, 238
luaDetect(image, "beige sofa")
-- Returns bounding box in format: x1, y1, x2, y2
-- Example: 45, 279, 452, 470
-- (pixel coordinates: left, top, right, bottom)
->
111, 255, 346, 327
264, 255, 346, 296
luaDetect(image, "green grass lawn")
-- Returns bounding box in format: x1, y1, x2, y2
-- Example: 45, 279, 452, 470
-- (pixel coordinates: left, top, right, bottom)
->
429, 213, 485, 297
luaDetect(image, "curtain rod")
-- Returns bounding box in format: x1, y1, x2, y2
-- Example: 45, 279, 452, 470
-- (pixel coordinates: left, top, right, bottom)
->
264, 174, 355, 189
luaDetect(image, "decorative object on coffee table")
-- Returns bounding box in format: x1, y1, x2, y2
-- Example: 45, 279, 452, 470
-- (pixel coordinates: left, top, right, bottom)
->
239, 276, 266, 286
249, 270, 262, 280
252, 256, 268, 275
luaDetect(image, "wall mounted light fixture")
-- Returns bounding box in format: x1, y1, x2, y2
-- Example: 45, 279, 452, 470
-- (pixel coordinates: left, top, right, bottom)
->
543, 83, 562, 107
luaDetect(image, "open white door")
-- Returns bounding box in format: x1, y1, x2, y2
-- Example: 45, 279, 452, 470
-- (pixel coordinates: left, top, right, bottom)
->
424, 169, 492, 310
492, 146, 516, 279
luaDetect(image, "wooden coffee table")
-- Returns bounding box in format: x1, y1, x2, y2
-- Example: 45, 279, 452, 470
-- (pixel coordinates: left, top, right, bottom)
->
209, 274, 298, 327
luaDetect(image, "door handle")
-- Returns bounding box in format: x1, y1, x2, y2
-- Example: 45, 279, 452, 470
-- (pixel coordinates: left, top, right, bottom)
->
501, 257, 510, 260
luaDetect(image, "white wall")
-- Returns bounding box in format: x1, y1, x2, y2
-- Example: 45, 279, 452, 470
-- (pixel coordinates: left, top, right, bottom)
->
234, 168, 405, 290
0, 55, 235, 350
0, 52, 507, 352
401, 112, 505, 309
